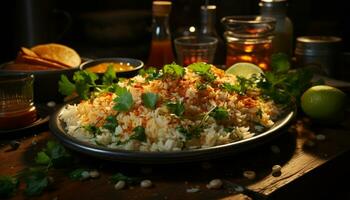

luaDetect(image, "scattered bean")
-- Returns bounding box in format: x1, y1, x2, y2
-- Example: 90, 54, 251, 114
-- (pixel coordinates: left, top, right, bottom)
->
89, 170, 100, 178
9, 140, 20, 150
140, 180, 153, 188
206, 179, 223, 189
47, 101, 56, 108
243, 171, 256, 180
272, 165, 282, 177
114, 180, 126, 190
186, 188, 200, 193
316, 134, 326, 141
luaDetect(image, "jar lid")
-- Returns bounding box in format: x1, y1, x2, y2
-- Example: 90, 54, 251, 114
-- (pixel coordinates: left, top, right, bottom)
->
259, 0, 288, 8
153, 1, 172, 16
295, 36, 342, 56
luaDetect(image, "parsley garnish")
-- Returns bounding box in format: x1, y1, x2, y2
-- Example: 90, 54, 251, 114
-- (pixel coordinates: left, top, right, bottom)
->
110, 173, 138, 185
58, 75, 76, 96
166, 101, 185, 117
69, 168, 88, 181
103, 115, 118, 133
129, 126, 146, 142
139, 67, 162, 81
24, 170, 49, 196
34, 140, 72, 168
142, 92, 159, 110
188, 62, 216, 82
113, 87, 134, 112
102, 65, 116, 85
162, 63, 185, 78
210, 107, 229, 120
177, 125, 203, 141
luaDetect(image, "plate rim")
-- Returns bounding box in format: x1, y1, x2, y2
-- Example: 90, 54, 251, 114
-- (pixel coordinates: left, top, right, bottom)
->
49, 104, 296, 164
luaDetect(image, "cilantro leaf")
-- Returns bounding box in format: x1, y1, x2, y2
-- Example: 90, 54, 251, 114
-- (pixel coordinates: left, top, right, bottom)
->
163, 63, 185, 78
210, 107, 229, 120
0, 176, 19, 198
58, 75, 76, 96
113, 87, 134, 112
103, 116, 118, 133
166, 101, 185, 117
24, 170, 48, 196
110, 173, 138, 185
72, 70, 99, 100
102, 65, 117, 85
142, 92, 159, 109
129, 126, 146, 142
271, 53, 290, 73
188, 62, 216, 82
69, 169, 88, 181
43, 140, 72, 168
139, 67, 162, 81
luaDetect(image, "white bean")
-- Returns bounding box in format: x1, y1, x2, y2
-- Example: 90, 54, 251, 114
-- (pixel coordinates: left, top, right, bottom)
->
186, 188, 200, 193
272, 165, 282, 177
243, 171, 256, 180
316, 134, 326, 141
140, 180, 152, 188
81, 171, 90, 180
114, 180, 126, 190
206, 179, 223, 189
89, 170, 100, 178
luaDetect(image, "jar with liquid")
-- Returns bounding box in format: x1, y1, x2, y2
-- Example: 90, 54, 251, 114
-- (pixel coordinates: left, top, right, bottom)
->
221, 16, 276, 70
147, 1, 174, 68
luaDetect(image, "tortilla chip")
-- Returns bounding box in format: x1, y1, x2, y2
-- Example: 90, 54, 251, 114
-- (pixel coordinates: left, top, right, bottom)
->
15, 52, 69, 70
31, 43, 81, 68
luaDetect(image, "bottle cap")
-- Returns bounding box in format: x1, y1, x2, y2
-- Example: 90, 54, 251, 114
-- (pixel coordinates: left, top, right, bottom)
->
295, 36, 342, 56
153, 1, 172, 16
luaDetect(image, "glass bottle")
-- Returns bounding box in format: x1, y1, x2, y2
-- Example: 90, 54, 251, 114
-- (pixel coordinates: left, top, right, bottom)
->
199, 5, 225, 65
259, 0, 293, 56
147, 1, 174, 68
221, 16, 276, 71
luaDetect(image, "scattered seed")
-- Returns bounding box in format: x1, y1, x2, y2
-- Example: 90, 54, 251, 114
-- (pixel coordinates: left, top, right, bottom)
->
89, 170, 100, 178
81, 171, 90, 180
140, 180, 153, 188
270, 145, 280, 154
9, 140, 20, 150
47, 101, 56, 108
272, 165, 282, 177
206, 179, 223, 189
114, 180, 126, 190
243, 171, 256, 180
186, 188, 200, 193
316, 134, 326, 141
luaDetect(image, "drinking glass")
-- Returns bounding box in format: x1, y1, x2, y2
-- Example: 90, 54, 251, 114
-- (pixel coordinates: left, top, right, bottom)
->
174, 36, 218, 66
221, 16, 276, 70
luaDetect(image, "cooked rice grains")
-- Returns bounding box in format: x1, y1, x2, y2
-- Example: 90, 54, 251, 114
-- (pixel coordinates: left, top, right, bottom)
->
59, 64, 281, 152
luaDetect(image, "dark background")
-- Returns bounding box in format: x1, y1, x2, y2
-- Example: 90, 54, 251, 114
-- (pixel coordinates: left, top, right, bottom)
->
1, 0, 349, 69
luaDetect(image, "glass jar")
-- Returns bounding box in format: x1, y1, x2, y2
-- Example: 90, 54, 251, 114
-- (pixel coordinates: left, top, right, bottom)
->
221, 16, 276, 70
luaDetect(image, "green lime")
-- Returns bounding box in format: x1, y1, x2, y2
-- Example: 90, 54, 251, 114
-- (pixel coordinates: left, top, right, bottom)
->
225, 62, 264, 79
301, 85, 346, 121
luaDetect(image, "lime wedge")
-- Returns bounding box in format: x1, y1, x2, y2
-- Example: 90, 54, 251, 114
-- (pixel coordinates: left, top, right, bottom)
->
225, 62, 264, 79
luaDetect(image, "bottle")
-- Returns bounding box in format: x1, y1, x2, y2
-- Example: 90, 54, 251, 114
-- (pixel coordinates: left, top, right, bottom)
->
147, 1, 174, 68
259, 0, 293, 56
199, 5, 226, 65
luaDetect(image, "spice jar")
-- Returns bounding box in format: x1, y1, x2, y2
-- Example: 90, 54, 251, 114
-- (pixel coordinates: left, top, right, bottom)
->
221, 16, 276, 70
295, 36, 342, 77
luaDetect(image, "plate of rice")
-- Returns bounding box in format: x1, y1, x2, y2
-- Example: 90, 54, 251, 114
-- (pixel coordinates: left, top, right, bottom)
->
50, 63, 295, 163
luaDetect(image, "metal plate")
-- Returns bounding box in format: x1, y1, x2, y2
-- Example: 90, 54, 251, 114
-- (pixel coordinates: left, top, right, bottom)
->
49, 105, 295, 164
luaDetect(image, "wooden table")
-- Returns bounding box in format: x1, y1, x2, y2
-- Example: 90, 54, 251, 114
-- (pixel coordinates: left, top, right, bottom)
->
1, 106, 350, 200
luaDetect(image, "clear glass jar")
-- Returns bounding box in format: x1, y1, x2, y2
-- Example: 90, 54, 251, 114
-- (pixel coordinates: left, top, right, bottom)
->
221, 16, 276, 70
260, 0, 293, 56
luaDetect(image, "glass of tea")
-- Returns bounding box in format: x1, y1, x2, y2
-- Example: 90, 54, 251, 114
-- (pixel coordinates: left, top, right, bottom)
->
221, 16, 276, 71
174, 36, 218, 66
0, 74, 37, 130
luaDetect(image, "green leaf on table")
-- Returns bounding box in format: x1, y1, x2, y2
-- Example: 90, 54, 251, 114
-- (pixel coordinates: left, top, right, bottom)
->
58, 75, 76, 96
110, 173, 138, 185
163, 63, 185, 78
142, 92, 159, 110
113, 87, 134, 112
0, 176, 19, 198
69, 168, 89, 181
24, 170, 48, 196
271, 53, 290, 73
166, 101, 185, 117
102, 65, 117, 85
129, 126, 146, 142
35, 152, 51, 165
